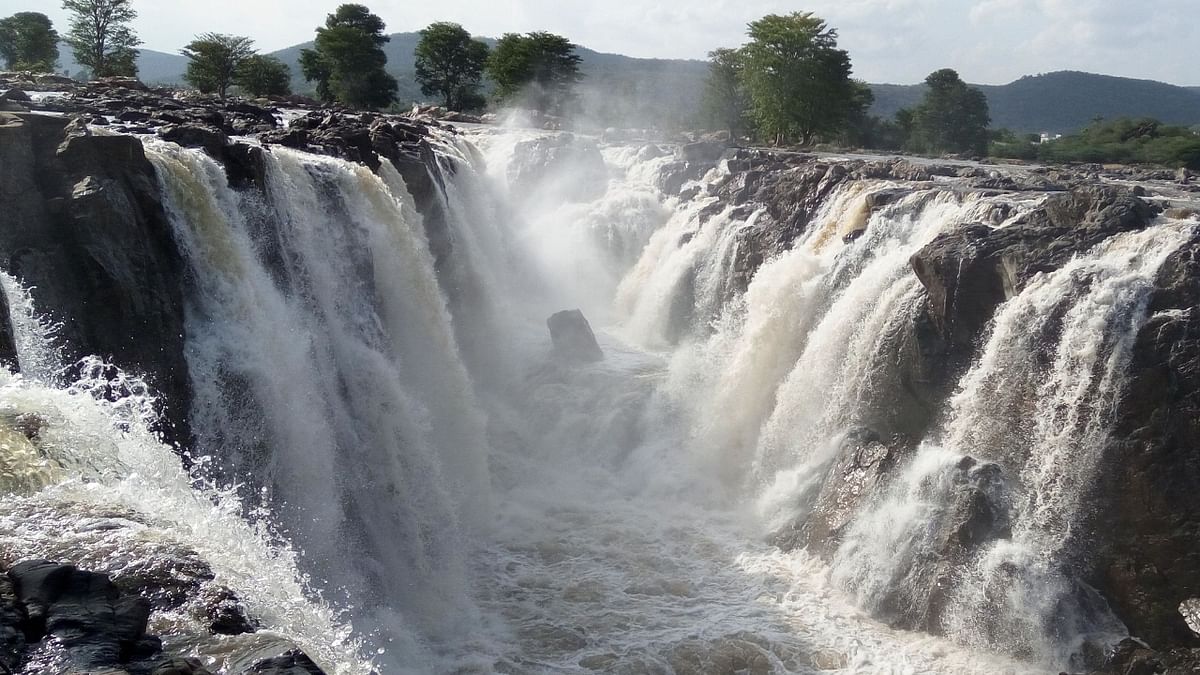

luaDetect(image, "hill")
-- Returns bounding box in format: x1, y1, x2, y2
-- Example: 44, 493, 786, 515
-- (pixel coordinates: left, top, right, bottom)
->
52, 43, 1200, 135
869, 71, 1200, 134
269, 33, 708, 127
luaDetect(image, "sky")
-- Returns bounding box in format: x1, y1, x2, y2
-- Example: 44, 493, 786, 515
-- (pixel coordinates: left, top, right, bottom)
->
6, 0, 1199, 86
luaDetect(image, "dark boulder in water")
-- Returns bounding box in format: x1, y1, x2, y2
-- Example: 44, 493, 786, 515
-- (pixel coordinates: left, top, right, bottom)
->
243, 648, 327, 674
7, 559, 155, 671
548, 309, 604, 363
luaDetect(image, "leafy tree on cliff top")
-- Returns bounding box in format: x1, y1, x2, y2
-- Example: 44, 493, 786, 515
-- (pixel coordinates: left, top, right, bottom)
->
0, 12, 60, 72
181, 33, 254, 98
904, 68, 991, 156
415, 22, 489, 111
62, 0, 141, 78
487, 31, 581, 116
739, 12, 857, 146
300, 4, 398, 109
701, 47, 750, 138
235, 54, 291, 97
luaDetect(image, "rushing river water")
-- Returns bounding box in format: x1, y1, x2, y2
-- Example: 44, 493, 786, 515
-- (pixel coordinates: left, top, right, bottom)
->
1, 123, 1194, 674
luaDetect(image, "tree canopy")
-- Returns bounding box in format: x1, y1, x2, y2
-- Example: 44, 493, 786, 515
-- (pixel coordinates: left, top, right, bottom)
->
739, 12, 858, 146
0, 12, 60, 72
182, 33, 255, 98
62, 0, 141, 78
903, 68, 991, 156
235, 54, 291, 97
414, 22, 489, 111
487, 31, 582, 116
300, 4, 398, 109
701, 47, 749, 137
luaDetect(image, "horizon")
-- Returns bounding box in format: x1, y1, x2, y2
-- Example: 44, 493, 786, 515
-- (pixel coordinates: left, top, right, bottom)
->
4, 0, 1198, 88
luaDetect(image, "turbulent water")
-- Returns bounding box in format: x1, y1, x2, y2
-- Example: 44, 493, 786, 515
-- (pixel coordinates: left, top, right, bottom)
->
1, 122, 1195, 674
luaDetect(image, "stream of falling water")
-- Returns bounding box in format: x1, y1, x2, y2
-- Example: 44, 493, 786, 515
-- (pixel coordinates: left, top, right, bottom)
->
1, 123, 1192, 674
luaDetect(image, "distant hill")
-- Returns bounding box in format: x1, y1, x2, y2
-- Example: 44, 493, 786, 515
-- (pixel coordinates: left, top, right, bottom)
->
869, 71, 1200, 134
56, 43, 188, 85
269, 33, 708, 127
52, 43, 1200, 135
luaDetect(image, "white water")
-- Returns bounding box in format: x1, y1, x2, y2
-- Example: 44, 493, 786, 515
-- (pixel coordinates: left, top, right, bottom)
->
0, 278, 373, 674
1, 124, 1190, 674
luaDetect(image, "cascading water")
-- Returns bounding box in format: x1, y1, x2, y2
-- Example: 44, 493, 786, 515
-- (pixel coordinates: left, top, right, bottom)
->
0, 276, 373, 674
4, 115, 1194, 674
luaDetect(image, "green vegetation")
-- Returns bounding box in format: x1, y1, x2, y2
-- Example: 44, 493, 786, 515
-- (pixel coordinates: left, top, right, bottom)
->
991, 118, 1200, 169
702, 13, 865, 146
740, 13, 860, 146
700, 48, 749, 137
487, 32, 581, 116
414, 22, 489, 111
181, 33, 255, 98
235, 55, 291, 97
901, 69, 990, 156
62, 0, 141, 78
300, 4, 398, 109
0, 12, 60, 72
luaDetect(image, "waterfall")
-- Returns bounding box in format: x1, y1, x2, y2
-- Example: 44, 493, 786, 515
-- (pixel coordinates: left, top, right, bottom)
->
0, 272, 373, 674
831, 222, 1194, 668
146, 140, 489, 669
5, 116, 1194, 674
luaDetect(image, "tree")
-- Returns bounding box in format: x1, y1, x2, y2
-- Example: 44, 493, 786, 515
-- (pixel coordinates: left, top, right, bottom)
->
235, 54, 291, 97
486, 31, 582, 116
700, 47, 749, 137
181, 33, 254, 98
0, 12, 60, 72
300, 4, 397, 109
739, 12, 857, 146
62, 0, 141, 78
414, 22, 489, 111
905, 68, 991, 156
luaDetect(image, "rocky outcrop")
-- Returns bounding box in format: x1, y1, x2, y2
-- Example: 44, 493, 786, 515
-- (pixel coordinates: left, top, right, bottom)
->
508, 133, 609, 203
1090, 230, 1200, 649
548, 309, 604, 363
0, 285, 14, 371
0, 112, 191, 446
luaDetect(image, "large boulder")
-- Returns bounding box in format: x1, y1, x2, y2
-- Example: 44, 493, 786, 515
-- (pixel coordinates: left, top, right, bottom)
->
548, 309, 604, 363
242, 649, 326, 674
8, 559, 157, 671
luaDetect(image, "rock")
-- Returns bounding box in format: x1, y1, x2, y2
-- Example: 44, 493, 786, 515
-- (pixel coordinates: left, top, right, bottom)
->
158, 123, 229, 157
678, 140, 727, 163
0, 284, 15, 371
1088, 638, 1200, 675
548, 309, 604, 362
0, 113, 192, 447
507, 134, 608, 203
1180, 167, 1193, 185
1, 88, 30, 102
154, 656, 216, 674
0, 575, 25, 673
242, 649, 326, 674
200, 586, 256, 635
7, 559, 155, 671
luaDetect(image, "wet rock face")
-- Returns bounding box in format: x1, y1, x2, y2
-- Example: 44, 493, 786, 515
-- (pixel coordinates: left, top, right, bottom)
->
243, 649, 327, 674
1088, 231, 1200, 649
508, 133, 609, 203
0, 112, 191, 447
548, 309, 604, 363
6, 559, 157, 672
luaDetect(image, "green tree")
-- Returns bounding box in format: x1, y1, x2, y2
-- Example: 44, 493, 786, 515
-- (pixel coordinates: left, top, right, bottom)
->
300, 4, 397, 109
0, 12, 60, 72
739, 12, 856, 146
905, 68, 991, 156
486, 31, 582, 116
235, 54, 291, 97
62, 0, 141, 78
701, 47, 749, 137
414, 22, 489, 111
181, 33, 254, 98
